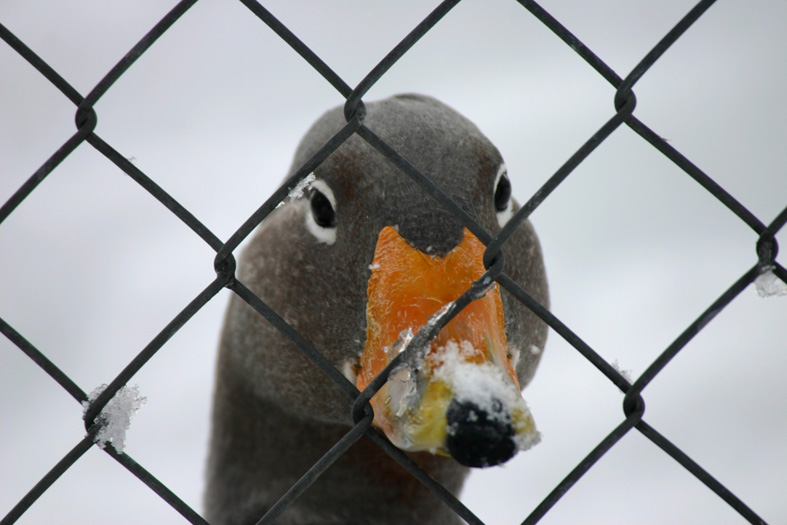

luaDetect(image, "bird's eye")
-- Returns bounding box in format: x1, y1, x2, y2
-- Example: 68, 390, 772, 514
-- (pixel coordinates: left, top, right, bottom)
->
494, 171, 511, 212
493, 165, 514, 228
310, 189, 336, 228
305, 178, 337, 244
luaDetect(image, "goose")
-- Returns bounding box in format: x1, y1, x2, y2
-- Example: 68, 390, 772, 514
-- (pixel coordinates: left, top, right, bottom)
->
205, 94, 548, 524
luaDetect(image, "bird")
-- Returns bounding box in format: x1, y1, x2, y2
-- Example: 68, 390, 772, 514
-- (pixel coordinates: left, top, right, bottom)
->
204, 94, 549, 525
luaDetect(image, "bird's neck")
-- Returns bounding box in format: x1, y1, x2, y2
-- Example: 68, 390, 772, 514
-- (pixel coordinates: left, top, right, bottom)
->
205, 368, 468, 524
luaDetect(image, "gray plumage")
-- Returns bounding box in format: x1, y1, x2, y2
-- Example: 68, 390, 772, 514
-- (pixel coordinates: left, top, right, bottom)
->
205, 94, 548, 524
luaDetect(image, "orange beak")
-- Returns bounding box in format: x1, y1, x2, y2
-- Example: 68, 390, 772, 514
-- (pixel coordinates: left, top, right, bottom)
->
356, 226, 538, 463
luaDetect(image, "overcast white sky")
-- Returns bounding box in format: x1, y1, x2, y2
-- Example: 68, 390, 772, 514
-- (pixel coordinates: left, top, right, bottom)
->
2, 1, 786, 523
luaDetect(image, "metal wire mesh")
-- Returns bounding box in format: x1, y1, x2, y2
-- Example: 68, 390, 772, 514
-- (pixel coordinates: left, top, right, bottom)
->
2, 1, 785, 523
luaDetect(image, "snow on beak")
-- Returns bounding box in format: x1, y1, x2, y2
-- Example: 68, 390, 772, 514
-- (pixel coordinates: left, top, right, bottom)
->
357, 226, 539, 467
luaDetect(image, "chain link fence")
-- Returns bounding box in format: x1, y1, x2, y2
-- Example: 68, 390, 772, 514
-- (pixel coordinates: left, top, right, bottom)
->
2, 1, 785, 523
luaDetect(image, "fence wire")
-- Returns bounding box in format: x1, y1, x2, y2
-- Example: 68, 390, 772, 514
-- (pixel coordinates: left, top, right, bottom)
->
2, 1, 785, 524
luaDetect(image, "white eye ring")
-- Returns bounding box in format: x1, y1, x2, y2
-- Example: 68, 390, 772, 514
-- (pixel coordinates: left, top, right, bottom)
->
305, 178, 337, 245
494, 164, 514, 228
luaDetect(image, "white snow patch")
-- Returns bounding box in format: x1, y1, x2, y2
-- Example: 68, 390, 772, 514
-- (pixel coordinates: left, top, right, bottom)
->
424, 302, 455, 334
388, 364, 418, 418
431, 341, 518, 418
512, 423, 541, 452
82, 384, 146, 454
754, 266, 787, 298
278, 172, 315, 208
387, 328, 415, 359
429, 341, 539, 451
341, 359, 358, 384
611, 359, 633, 383
509, 346, 521, 371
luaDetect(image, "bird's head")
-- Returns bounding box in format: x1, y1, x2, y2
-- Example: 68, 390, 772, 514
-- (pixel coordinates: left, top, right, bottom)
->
240, 94, 548, 468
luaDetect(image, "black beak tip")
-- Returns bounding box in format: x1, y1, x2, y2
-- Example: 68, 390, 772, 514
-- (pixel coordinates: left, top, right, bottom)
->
445, 399, 517, 468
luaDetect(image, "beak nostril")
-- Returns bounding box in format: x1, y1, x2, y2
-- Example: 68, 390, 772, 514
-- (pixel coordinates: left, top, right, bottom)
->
445, 398, 517, 468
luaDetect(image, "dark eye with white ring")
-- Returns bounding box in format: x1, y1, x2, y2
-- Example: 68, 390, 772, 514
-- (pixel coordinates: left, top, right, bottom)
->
494, 172, 511, 212
305, 178, 337, 244
493, 164, 514, 227
310, 189, 336, 227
